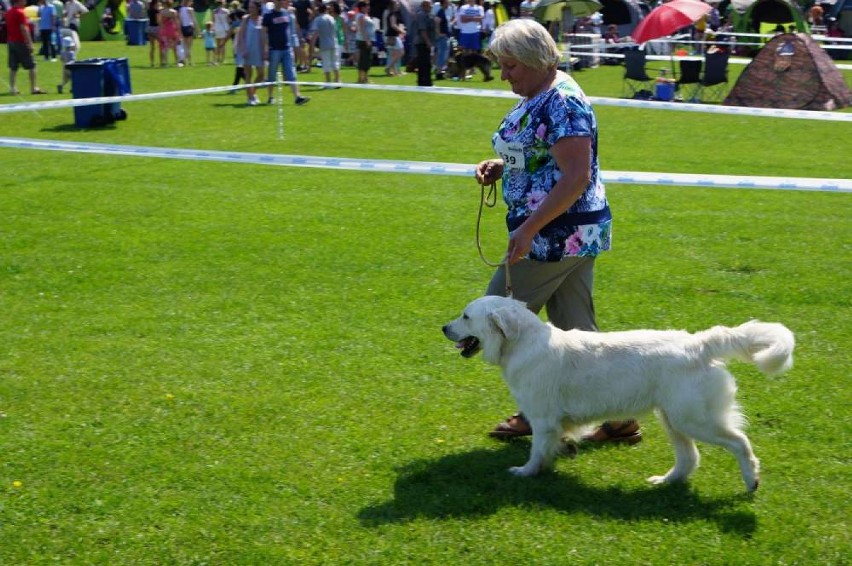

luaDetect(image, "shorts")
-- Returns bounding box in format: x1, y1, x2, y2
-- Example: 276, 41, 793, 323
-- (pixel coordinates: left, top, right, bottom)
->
147, 25, 160, 38
214, 26, 229, 39
459, 31, 481, 51
319, 48, 338, 72
181, 25, 195, 38
8, 42, 35, 71
268, 48, 296, 82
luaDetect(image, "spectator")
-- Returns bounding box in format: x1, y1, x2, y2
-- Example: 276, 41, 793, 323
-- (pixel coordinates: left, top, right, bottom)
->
178, 0, 196, 66
57, 33, 77, 93
212, 0, 231, 65
434, 0, 450, 79
6, 0, 46, 95
602, 23, 621, 64
158, 0, 182, 67
411, 0, 434, 86
311, 1, 340, 86
518, 0, 537, 19
329, 2, 347, 71
63, 0, 88, 33
354, 0, 375, 84
482, 0, 495, 47
263, 0, 310, 105
293, 0, 312, 71
203, 20, 216, 64
147, 0, 162, 67
383, 0, 405, 76
456, 0, 484, 54
236, 0, 267, 105
37, 0, 57, 61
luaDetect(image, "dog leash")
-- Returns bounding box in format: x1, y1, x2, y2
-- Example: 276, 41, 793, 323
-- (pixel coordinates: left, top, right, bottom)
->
476, 181, 513, 297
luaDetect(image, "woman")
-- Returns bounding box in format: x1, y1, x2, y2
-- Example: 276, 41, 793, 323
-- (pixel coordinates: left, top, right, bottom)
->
178, 0, 196, 66
382, 0, 404, 76
146, 0, 162, 67
158, 0, 182, 67
354, 0, 375, 84
474, 19, 640, 446
235, 0, 267, 106
212, 0, 231, 65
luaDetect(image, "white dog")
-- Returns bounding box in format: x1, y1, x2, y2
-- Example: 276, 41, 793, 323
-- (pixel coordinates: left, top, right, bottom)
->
442, 296, 795, 492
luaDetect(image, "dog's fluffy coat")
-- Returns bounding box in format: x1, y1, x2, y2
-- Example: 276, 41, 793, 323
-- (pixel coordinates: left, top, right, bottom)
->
443, 296, 794, 492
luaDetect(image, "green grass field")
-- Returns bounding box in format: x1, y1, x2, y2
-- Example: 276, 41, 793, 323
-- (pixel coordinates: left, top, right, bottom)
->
1, 40, 851, 564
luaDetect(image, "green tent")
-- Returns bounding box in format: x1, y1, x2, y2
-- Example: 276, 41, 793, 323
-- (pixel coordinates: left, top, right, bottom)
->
731, 0, 809, 35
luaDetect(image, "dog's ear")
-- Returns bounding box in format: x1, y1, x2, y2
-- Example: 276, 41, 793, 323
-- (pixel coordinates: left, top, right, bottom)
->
488, 307, 520, 342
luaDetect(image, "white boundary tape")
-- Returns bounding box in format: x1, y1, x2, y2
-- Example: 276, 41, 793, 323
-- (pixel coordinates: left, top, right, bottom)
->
2, 137, 849, 193
1, 81, 851, 122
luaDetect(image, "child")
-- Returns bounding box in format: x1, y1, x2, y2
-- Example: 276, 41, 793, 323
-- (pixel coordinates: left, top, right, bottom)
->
57, 34, 78, 94
203, 21, 216, 65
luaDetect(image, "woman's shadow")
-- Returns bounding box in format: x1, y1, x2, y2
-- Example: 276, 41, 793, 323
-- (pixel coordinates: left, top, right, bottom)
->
358, 444, 756, 536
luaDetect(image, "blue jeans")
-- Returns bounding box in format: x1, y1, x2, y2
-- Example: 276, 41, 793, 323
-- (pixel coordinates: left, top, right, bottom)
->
434, 35, 449, 72
268, 48, 296, 82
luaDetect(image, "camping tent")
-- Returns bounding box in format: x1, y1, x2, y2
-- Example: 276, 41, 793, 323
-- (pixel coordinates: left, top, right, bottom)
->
730, 0, 809, 34
599, 0, 651, 36
723, 33, 852, 110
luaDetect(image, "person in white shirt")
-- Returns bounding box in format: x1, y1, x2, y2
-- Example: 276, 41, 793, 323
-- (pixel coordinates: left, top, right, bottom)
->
178, 0, 196, 66
456, 0, 483, 53
482, 1, 495, 46
519, 0, 538, 19
63, 0, 89, 32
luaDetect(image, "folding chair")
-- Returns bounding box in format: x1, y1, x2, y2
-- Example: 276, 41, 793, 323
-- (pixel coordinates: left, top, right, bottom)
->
622, 49, 654, 98
698, 51, 730, 102
676, 59, 702, 102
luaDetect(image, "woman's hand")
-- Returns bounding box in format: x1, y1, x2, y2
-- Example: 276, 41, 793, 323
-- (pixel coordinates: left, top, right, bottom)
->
506, 223, 536, 265
475, 158, 504, 186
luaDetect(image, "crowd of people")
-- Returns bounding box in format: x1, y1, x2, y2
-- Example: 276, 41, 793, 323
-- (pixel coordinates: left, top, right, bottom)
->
3, 0, 848, 99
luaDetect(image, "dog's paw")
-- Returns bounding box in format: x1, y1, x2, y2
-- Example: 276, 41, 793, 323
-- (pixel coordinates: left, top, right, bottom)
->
647, 475, 669, 486
747, 477, 759, 493
509, 465, 538, 477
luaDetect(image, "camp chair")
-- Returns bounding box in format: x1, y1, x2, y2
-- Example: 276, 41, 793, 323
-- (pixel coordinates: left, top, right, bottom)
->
698, 51, 730, 102
676, 59, 702, 102
623, 49, 654, 99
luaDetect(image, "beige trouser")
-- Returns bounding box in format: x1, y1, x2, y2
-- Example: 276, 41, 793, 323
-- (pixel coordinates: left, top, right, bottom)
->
485, 256, 598, 332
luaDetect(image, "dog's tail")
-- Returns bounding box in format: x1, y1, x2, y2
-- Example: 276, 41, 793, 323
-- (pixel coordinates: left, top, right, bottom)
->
693, 321, 795, 375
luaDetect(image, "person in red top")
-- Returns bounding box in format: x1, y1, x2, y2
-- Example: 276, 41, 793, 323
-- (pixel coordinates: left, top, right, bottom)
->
6, 0, 45, 95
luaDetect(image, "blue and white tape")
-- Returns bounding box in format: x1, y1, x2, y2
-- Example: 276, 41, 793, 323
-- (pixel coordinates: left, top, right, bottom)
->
1, 81, 851, 122
2, 137, 849, 193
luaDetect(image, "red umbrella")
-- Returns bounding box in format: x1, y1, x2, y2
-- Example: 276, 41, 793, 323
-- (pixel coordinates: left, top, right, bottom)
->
630, 0, 712, 45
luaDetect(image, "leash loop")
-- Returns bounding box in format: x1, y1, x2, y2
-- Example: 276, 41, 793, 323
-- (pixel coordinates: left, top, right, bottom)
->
475, 181, 512, 297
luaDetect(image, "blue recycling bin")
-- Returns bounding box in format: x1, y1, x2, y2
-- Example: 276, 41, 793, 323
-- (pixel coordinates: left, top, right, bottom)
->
68, 57, 132, 128
125, 19, 148, 45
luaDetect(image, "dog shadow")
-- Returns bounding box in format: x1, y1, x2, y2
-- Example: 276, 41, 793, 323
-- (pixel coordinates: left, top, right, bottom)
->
358, 445, 757, 537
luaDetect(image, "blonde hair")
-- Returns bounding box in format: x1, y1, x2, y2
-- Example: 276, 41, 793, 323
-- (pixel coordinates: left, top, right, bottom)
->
487, 19, 561, 70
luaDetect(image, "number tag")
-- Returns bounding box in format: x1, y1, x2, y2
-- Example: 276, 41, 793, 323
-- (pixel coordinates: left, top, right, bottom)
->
494, 137, 525, 173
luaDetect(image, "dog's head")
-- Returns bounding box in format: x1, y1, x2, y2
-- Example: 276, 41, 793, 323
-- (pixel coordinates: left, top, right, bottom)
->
442, 296, 532, 364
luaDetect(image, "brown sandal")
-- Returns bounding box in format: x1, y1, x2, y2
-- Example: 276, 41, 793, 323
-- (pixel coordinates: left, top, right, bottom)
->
582, 420, 642, 445
488, 413, 532, 440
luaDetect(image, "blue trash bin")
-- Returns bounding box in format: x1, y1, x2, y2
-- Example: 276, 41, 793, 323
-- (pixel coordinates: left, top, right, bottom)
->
67, 57, 132, 128
125, 19, 148, 45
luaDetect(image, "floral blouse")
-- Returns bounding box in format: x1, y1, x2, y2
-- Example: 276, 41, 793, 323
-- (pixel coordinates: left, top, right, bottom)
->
492, 75, 611, 262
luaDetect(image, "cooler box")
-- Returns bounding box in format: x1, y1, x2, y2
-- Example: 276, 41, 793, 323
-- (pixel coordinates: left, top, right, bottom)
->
655, 79, 676, 101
